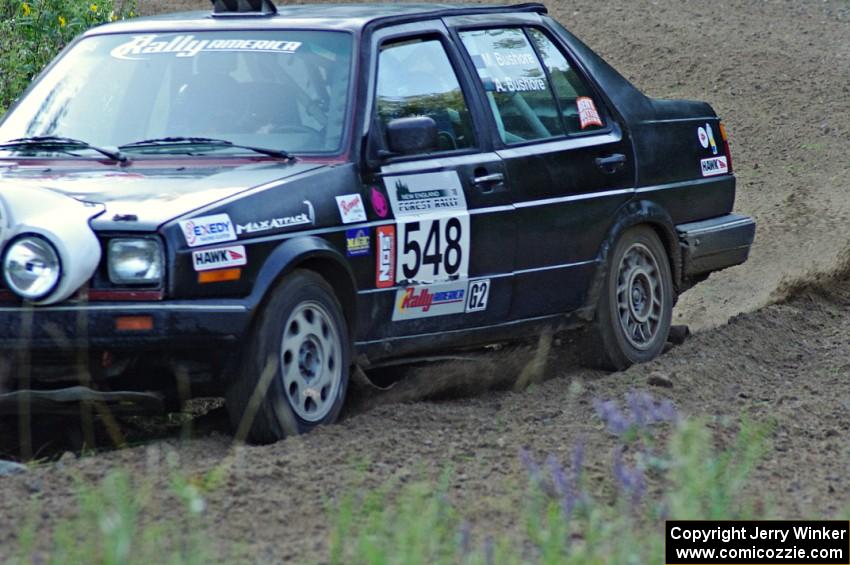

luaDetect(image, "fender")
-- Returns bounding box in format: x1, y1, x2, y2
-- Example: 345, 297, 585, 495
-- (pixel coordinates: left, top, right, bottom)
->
246, 235, 358, 327
581, 199, 682, 320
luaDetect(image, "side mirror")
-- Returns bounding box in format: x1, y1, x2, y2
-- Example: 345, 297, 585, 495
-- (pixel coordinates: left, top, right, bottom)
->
386, 116, 438, 156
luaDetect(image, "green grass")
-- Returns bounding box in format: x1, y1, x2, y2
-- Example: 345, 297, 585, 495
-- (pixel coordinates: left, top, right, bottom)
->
9, 393, 778, 563
12, 470, 213, 565
327, 412, 772, 564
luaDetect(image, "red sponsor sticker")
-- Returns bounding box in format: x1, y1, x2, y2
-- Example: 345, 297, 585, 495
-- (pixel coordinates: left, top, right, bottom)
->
576, 96, 603, 129
375, 225, 396, 288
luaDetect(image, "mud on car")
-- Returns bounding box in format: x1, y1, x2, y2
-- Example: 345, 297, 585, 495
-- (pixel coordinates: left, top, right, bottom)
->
0, 1, 754, 442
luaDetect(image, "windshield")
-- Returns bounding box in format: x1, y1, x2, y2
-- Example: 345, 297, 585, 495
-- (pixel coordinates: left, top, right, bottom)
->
0, 30, 353, 155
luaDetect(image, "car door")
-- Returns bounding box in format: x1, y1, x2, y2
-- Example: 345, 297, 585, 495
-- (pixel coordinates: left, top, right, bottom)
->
454, 23, 636, 319
359, 22, 517, 340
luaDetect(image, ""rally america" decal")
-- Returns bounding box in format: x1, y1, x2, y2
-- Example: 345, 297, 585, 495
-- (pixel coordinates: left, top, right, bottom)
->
111, 35, 302, 60
392, 281, 468, 321
192, 245, 246, 272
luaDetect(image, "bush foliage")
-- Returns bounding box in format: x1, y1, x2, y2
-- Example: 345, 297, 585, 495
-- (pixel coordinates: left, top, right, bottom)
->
0, 0, 135, 115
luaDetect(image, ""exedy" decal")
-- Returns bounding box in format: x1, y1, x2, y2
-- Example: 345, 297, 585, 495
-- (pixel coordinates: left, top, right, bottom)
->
179, 213, 236, 248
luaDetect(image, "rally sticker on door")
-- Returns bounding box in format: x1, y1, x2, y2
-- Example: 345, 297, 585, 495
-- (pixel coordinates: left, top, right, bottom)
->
396, 215, 469, 283
382, 171, 470, 284
392, 280, 468, 321
392, 278, 491, 321
375, 225, 396, 288
383, 171, 467, 217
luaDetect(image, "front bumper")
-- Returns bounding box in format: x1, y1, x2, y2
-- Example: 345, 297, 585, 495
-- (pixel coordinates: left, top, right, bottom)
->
0, 299, 252, 350
677, 213, 756, 278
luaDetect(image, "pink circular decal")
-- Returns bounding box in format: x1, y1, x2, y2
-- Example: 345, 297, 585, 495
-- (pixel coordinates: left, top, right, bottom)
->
370, 186, 389, 218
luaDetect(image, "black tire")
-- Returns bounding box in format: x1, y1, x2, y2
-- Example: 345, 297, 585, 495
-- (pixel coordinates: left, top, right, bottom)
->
584, 226, 673, 371
226, 269, 350, 444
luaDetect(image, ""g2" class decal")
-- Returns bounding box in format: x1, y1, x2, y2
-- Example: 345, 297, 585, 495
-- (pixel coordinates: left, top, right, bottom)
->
465, 279, 490, 313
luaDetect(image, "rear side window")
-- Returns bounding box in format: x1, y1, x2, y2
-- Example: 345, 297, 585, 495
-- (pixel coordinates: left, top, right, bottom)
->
376, 38, 476, 153
459, 28, 563, 144
526, 28, 606, 134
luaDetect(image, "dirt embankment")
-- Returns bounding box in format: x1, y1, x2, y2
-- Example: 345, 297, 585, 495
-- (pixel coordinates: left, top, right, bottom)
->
2, 0, 850, 562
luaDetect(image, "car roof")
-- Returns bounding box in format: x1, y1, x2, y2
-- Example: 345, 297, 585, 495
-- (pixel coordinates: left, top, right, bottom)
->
84, 2, 547, 35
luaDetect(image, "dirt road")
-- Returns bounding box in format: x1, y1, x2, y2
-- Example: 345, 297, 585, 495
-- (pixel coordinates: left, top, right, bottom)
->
1, 0, 849, 561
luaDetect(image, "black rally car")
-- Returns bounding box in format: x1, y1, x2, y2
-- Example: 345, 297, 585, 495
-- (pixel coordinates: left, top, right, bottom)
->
0, 1, 754, 442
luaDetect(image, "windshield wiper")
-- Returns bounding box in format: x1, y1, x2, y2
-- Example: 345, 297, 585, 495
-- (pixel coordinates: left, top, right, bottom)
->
120, 137, 293, 160
0, 136, 127, 162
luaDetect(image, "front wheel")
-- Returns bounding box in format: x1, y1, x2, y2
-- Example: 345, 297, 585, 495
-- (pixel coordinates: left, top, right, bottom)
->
585, 226, 673, 371
226, 270, 350, 443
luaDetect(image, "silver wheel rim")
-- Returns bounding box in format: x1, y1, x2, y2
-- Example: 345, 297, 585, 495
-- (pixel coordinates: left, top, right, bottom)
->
280, 300, 342, 422
615, 242, 664, 351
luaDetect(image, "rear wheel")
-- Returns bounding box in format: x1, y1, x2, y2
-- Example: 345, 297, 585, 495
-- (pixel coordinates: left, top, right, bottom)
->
226, 270, 350, 443
585, 226, 673, 370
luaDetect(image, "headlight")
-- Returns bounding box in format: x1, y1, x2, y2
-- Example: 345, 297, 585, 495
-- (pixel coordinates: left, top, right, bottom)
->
107, 238, 163, 285
3, 235, 62, 301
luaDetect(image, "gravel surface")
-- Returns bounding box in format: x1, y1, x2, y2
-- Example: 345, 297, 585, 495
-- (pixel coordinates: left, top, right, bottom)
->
1, 0, 849, 562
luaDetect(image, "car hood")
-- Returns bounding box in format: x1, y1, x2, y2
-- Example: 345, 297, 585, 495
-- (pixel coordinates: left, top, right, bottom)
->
0, 160, 325, 231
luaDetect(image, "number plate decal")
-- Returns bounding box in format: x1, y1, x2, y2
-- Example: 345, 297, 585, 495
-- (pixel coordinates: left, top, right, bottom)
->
383, 172, 470, 284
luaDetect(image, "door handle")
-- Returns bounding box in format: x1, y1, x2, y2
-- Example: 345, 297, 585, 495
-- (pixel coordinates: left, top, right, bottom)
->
473, 172, 505, 188
595, 153, 626, 173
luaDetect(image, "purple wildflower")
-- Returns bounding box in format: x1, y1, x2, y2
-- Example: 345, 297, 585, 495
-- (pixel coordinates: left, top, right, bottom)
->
483, 535, 495, 565
546, 454, 576, 519
593, 398, 631, 435
612, 447, 646, 507
459, 520, 472, 556
519, 448, 542, 483
651, 398, 679, 424
594, 392, 678, 435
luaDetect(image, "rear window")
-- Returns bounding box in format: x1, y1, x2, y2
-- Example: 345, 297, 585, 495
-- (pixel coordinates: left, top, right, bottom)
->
0, 30, 354, 154
459, 27, 607, 144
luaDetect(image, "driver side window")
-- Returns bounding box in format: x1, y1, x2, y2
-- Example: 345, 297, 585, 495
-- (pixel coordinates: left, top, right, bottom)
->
376, 37, 476, 153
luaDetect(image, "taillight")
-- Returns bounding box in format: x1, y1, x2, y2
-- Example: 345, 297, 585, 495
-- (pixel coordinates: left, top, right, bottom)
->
719, 122, 733, 173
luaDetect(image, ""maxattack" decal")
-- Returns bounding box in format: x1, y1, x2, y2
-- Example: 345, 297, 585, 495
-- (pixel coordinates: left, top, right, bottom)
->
236, 201, 314, 235
192, 245, 247, 272
179, 213, 236, 248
